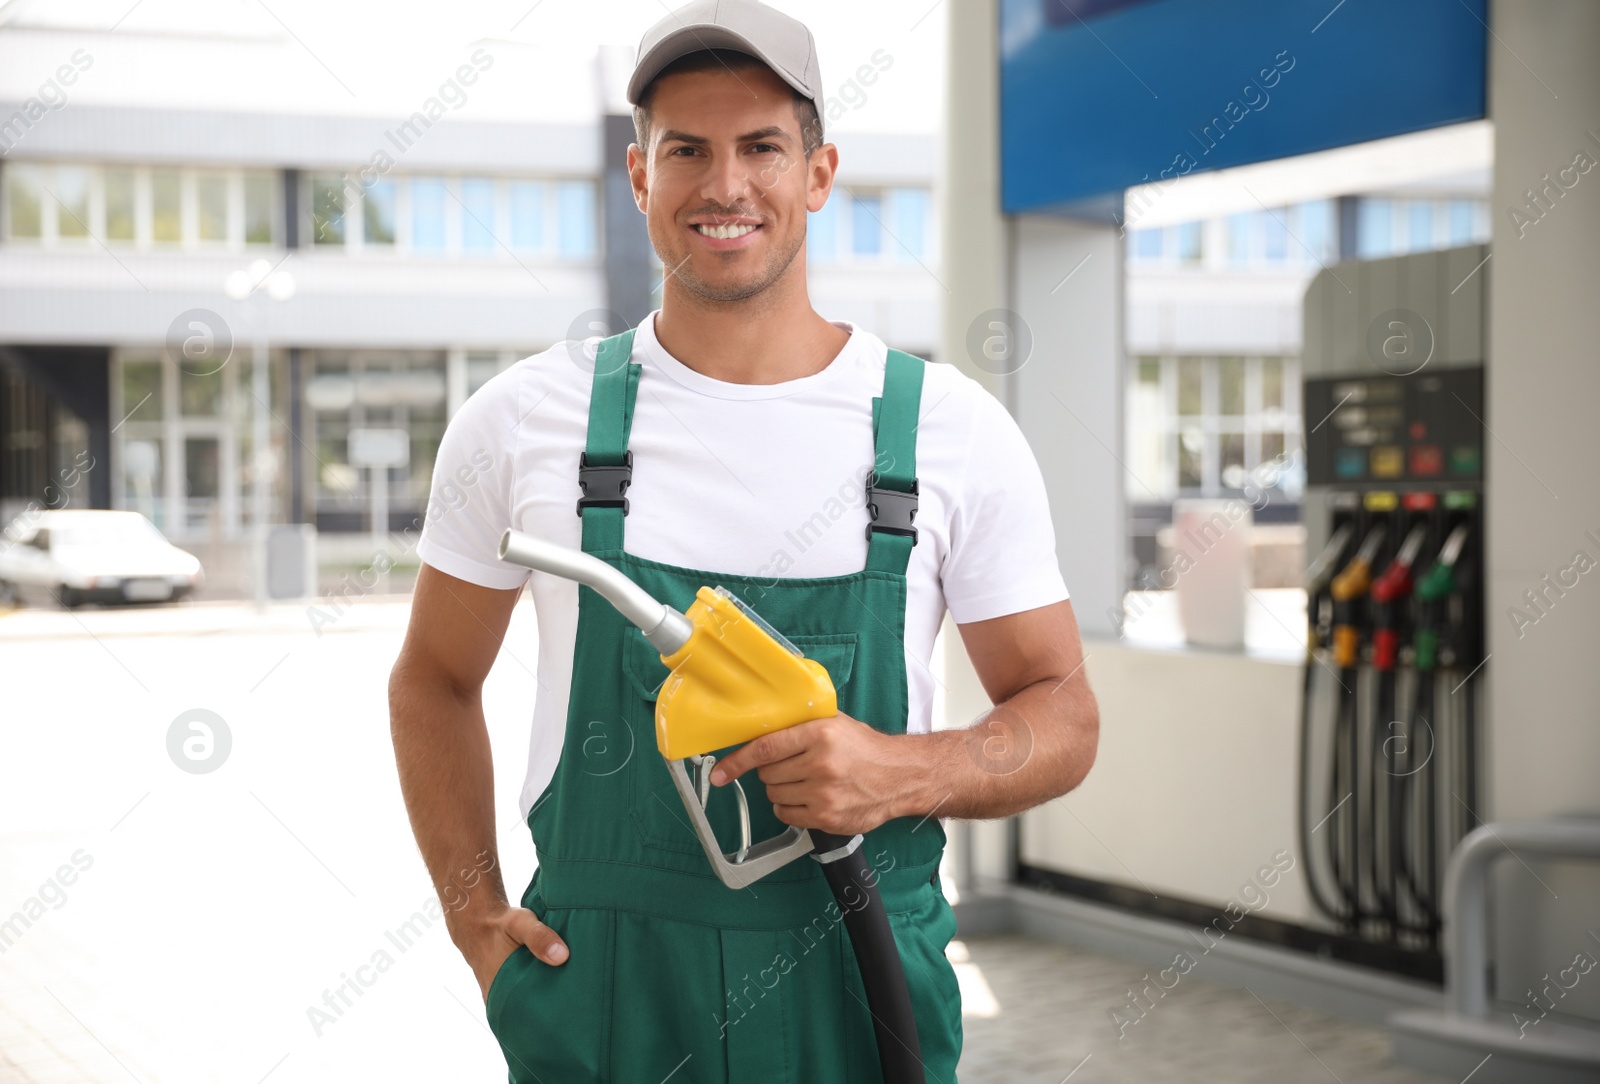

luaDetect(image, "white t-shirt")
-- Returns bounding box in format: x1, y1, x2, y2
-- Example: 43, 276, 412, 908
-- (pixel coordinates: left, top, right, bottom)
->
415, 310, 1070, 820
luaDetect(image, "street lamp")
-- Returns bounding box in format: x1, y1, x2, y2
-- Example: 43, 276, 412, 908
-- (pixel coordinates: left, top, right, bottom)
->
224, 259, 295, 612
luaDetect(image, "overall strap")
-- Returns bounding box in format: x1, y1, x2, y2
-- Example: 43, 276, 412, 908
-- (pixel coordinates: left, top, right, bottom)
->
578, 330, 641, 553
865, 348, 925, 575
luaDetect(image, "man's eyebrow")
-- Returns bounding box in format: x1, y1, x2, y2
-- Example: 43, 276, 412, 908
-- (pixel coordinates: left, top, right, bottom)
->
655, 127, 793, 146
738, 126, 791, 144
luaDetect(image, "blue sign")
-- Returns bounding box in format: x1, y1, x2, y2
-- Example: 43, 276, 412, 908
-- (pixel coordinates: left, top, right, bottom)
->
1000, 0, 1487, 217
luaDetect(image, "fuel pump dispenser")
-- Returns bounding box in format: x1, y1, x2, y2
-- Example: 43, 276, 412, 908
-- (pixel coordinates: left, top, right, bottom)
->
1299, 358, 1484, 978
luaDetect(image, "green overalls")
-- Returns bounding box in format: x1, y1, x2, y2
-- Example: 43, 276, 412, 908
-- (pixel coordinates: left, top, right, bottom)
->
485, 330, 964, 1083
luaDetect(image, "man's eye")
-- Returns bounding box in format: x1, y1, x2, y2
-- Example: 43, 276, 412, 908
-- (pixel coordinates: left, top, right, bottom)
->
750, 143, 780, 154
668, 146, 698, 156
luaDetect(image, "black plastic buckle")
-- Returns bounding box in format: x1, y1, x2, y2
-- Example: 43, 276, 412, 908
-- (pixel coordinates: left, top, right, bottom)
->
865, 478, 918, 545
576, 450, 632, 516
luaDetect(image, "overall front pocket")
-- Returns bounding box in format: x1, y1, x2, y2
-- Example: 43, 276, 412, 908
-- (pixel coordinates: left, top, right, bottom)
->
485, 907, 616, 1082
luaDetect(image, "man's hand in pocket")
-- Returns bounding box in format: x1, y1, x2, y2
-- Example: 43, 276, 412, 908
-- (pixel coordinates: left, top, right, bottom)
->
463, 905, 570, 1004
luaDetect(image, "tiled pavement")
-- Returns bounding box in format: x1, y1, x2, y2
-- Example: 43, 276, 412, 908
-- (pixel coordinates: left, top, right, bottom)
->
952, 933, 1451, 1084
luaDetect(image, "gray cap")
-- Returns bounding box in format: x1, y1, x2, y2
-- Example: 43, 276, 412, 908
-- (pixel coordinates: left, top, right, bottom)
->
626, 0, 823, 122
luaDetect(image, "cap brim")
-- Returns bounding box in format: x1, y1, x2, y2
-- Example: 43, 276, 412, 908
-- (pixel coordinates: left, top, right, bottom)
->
626, 24, 814, 107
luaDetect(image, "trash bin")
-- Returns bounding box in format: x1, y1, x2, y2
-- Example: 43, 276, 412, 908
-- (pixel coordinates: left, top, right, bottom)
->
267, 523, 317, 600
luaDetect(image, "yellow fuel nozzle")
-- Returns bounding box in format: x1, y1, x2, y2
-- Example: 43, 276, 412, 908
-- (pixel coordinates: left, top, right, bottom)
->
655, 586, 837, 760
497, 528, 837, 889
1329, 523, 1387, 669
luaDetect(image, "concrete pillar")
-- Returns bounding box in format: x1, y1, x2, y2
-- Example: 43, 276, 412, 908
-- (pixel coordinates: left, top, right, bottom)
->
1484, 0, 1600, 1020
937, 0, 1007, 400
937, 0, 1011, 896
936, 0, 1126, 898
1011, 216, 1126, 639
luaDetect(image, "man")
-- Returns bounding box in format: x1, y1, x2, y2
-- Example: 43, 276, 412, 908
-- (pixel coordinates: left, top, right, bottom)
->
388, 1, 1099, 1080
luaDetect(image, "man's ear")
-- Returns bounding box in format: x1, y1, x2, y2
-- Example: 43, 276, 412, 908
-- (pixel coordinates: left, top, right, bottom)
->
627, 143, 649, 214
805, 143, 840, 214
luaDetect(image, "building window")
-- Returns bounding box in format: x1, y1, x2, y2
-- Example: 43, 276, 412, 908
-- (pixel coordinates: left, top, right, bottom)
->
1357, 195, 1487, 257
1127, 354, 1304, 500
244, 173, 275, 244
2, 163, 279, 248
3, 162, 44, 238
459, 177, 496, 253
808, 193, 839, 263
1175, 221, 1203, 264
850, 193, 883, 256
306, 350, 447, 530
105, 168, 136, 241
889, 187, 928, 260
1226, 212, 1253, 266
151, 170, 182, 243
363, 178, 397, 246
510, 180, 545, 249
1131, 226, 1163, 261
1260, 210, 1287, 263
805, 187, 931, 265
311, 172, 346, 247
1294, 199, 1334, 265
196, 173, 228, 242
1406, 199, 1435, 252
54, 166, 91, 239
556, 180, 594, 258
1358, 198, 1393, 258
112, 349, 288, 537
411, 176, 446, 252
179, 365, 224, 417
1447, 199, 1475, 245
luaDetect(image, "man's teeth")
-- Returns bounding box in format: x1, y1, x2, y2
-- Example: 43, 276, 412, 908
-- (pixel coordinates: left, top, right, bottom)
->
695, 223, 757, 239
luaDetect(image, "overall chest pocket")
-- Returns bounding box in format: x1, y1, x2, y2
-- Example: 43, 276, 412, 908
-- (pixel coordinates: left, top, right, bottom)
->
621, 625, 860, 866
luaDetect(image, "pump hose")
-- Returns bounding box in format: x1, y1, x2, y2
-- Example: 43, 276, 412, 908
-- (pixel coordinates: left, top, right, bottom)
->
1297, 660, 1351, 925
1336, 668, 1362, 930
1371, 669, 1397, 937
808, 829, 925, 1084
1395, 671, 1439, 942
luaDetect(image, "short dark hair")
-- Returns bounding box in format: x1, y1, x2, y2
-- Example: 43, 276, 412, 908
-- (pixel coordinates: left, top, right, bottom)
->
632, 48, 823, 158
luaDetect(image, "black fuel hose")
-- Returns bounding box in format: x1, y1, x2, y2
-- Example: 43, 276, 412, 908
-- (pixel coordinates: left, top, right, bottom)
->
809, 829, 925, 1084
1297, 659, 1351, 926
1372, 668, 1398, 937
1396, 670, 1439, 941
1336, 668, 1361, 931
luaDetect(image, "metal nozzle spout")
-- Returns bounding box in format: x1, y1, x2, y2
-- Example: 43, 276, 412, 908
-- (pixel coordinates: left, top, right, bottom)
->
498, 528, 693, 654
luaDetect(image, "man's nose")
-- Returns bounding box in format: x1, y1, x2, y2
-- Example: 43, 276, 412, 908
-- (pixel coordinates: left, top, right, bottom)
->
700, 151, 754, 212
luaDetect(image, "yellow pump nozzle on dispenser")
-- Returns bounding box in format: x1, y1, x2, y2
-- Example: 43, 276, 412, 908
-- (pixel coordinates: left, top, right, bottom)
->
1329, 522, 1388, 669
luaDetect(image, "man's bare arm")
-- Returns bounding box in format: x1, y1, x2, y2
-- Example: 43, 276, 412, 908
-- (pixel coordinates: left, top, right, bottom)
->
894, 597, 1099, 820
388, 562, 569, 1002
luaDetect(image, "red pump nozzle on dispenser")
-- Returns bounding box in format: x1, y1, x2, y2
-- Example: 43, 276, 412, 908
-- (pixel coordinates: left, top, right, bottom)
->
1370, 521, 1429, 671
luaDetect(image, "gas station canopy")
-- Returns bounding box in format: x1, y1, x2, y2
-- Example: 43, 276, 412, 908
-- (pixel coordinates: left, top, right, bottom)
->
999, 0, 1488, 216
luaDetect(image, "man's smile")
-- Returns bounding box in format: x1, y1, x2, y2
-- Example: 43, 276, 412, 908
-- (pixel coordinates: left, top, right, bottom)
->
687, 219, 764, 248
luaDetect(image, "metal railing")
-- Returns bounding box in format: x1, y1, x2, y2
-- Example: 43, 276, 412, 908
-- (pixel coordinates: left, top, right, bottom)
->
1445, 816, 1600, 1017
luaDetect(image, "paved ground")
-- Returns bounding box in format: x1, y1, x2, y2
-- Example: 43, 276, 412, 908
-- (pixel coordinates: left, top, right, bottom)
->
952, 934, 1450, 1084
0, 597, 1446, 1083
